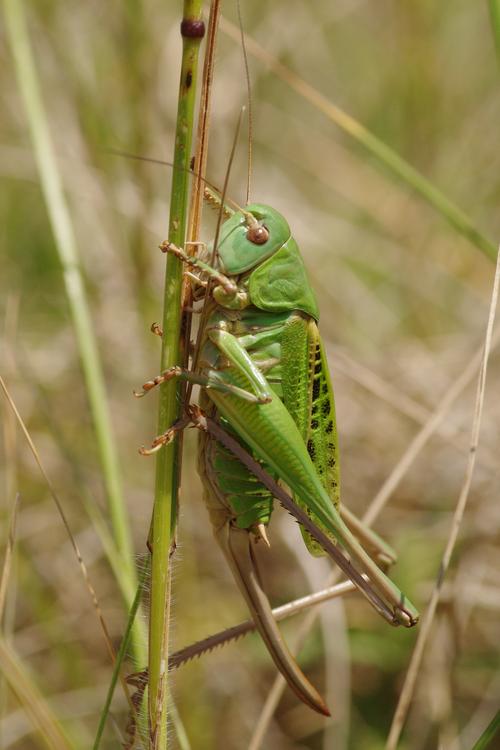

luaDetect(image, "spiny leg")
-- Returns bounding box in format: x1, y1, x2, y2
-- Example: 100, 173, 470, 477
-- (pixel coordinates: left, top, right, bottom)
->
159, 240, 236, 295
139, 415, 191, 456
199, 411, 399, 624
199, 384, 419, 626
136, 322, 279, 404
134, 366, 267, 403
216, 515, 330, 715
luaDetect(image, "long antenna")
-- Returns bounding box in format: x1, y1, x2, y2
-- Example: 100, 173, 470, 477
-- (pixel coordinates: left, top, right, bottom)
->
212, 106, 245, 261
187, 0, 221, 246
236, 0, 253, 204
104, 147, 242, 213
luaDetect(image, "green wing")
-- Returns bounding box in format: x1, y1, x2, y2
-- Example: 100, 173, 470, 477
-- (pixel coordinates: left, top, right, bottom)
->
281, 315, 340, 555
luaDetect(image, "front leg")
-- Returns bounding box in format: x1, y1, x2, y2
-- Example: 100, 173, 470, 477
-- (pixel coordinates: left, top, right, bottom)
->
134, 365, 267, 403
136, 328, 274, 404
207, 327, 273, 404
161, 239, 251, 309
160, 240, 236, 295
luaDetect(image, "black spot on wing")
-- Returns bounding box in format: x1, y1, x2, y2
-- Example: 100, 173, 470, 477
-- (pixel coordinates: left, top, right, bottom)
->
307, 439, 315, 460
312, 379, 321, 401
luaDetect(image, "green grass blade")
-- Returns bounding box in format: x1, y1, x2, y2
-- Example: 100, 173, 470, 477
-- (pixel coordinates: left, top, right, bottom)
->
2, 0, 144, 664
221, 16, 497, 262
471, 710, 500, 750
92, 559, 191, 750
489, 0, 500, 66
93, 562, 149, 750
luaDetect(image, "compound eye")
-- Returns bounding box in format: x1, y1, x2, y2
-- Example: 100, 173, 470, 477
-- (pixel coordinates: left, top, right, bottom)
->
246, 224, 269, 245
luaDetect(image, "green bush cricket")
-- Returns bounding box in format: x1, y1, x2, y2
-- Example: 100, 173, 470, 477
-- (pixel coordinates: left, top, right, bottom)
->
137, 193, 419, 716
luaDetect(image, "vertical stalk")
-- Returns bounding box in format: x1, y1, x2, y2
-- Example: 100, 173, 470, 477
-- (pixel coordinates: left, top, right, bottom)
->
489, 0, 500, 67
148, 3, 204, 747
2, 0, 144, 661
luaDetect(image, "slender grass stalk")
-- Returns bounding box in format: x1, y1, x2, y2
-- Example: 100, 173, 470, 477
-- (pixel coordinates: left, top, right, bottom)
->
2, 0, 145, 664
93, 561, 150, 750
93, 556, 191, 750
471, 710, 500, 750
489, 0, 500, 66
0, 373, 139, 717
220, 17, 497, 262
386, 247, 500, 749
148, 3, 204, 747
248, 322, 500, 747
0, 637, 75, 750
0, 494, 20, 619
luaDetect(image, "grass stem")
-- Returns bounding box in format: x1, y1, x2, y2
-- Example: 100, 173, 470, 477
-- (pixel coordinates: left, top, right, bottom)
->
147, 3, 204, 747
2, 0, 144, 663
489, 0, 500, 67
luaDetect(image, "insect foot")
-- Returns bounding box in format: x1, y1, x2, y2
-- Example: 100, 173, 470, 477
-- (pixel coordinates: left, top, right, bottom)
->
133, 366, 182, 397
257, 393, 273, 404
150, 322, 163, 337
159, 239, 181, 255
138, 433, 173, 455
139, 415, 191, 456
393, 605, 419, 628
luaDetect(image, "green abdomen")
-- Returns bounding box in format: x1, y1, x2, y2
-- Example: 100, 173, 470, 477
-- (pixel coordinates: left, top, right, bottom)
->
198, 394, 275, 531
198, 304, 340, 541
197, 307, 293, 533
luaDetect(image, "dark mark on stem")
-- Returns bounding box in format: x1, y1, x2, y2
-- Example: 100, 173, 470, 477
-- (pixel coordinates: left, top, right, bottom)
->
180, 19, 205, 38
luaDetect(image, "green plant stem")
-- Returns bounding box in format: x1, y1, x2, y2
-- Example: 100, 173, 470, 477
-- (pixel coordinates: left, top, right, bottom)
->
2, 0, 145, 665
489, 0, 500, 67
93, 561, 150, 750
472, 709, 500, 750
148, 3, 204, 747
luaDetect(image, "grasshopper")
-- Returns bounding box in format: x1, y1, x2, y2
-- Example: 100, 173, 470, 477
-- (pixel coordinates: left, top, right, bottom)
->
138, 197, 419, 716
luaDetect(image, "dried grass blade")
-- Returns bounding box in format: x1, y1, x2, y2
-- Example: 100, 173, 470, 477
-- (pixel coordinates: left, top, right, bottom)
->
0, 494, 20, 621
248, 322, 500, 747
169, 580, 356, 668
0, 637, 75, 750
220, 16, 496, 261
0, 376, 133, 713
2, 0, 137, 603
386, 245, 500, 749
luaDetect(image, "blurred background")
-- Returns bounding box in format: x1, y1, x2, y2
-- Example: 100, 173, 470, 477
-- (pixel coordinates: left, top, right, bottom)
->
1, 1, 500, 748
